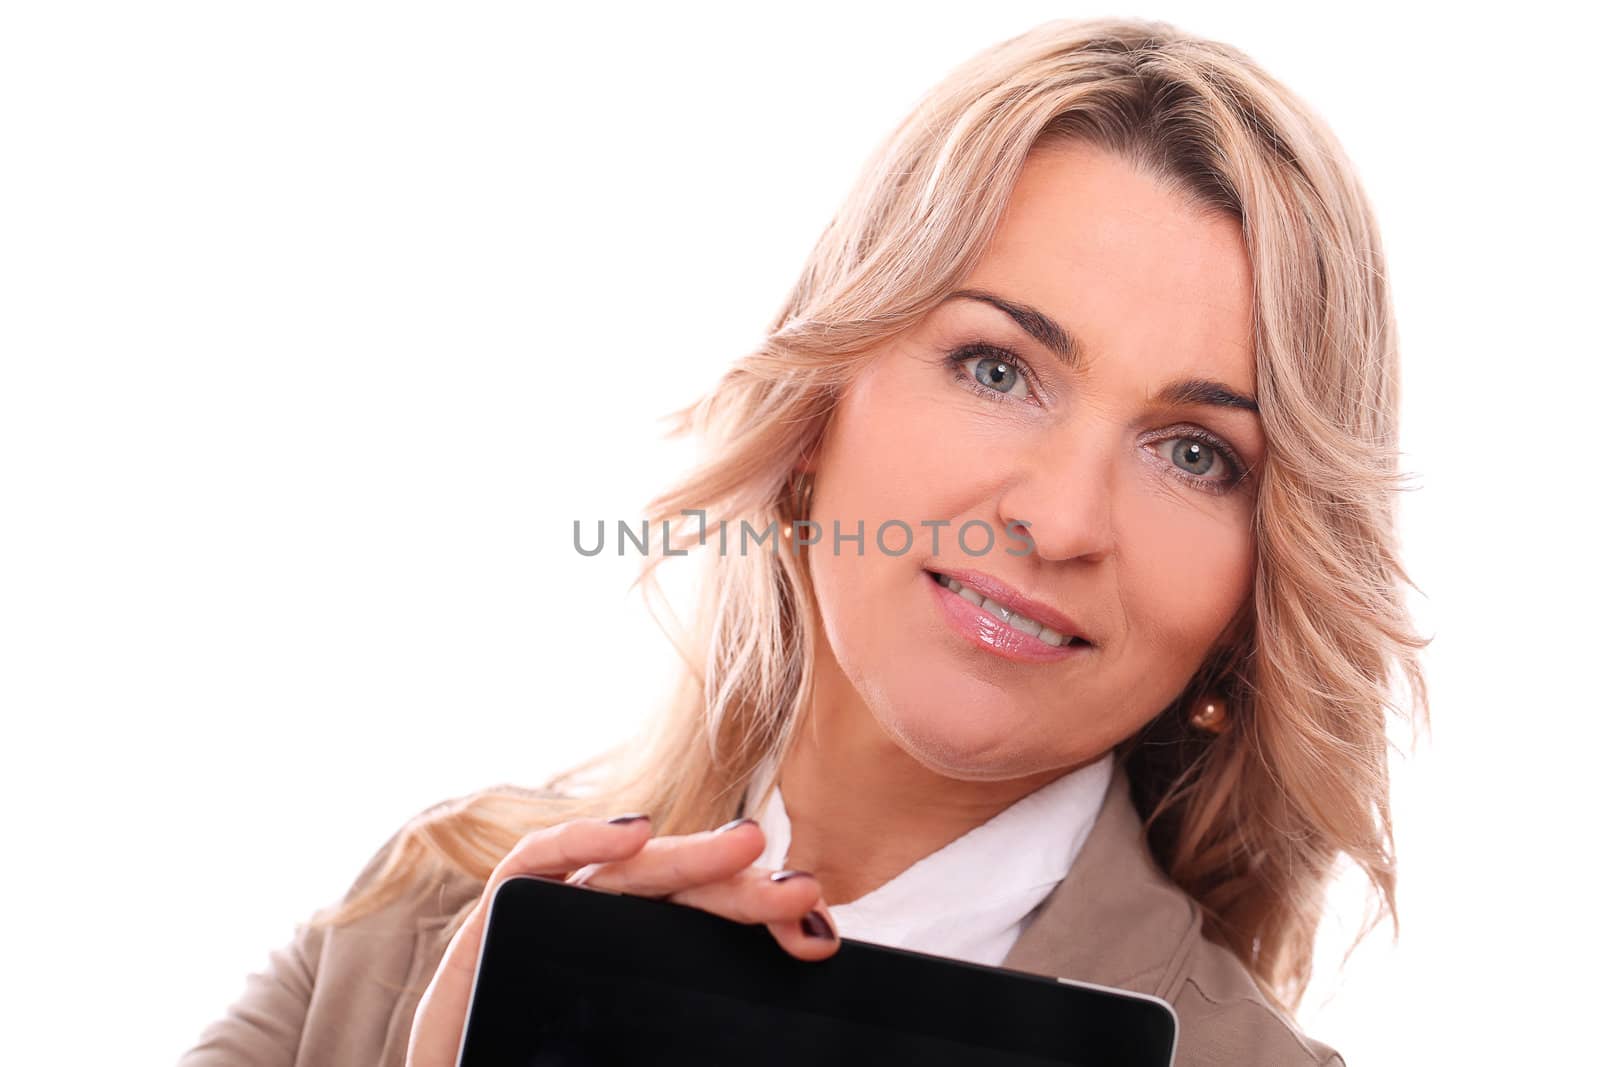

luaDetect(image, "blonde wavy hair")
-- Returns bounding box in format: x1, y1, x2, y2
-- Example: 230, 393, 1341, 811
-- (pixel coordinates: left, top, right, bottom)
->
318, 16, 1430, 1014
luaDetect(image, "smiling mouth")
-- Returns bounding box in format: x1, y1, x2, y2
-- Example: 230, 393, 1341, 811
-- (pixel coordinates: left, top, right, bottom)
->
930, 572, 1092, 648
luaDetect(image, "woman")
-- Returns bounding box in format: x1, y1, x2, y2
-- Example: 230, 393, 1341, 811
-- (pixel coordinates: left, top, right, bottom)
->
182, 16, 1428, 1067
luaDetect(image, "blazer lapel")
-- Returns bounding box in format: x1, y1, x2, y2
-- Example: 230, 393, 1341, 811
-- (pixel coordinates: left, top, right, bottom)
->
999, 761, 1203, 1000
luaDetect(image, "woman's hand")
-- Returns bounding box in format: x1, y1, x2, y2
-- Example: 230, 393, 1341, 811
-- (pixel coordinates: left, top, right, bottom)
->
404, 814, 839, 1067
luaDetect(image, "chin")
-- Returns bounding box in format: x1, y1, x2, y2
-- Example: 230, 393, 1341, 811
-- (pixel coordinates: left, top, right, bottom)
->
871, 699, 1044, 782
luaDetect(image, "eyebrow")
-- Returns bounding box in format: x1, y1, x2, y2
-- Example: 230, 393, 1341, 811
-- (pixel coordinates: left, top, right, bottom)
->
945, 288, 1260, 415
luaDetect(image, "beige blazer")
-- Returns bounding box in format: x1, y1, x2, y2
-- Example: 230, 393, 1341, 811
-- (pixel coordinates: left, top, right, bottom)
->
178, 766, 1345, 1066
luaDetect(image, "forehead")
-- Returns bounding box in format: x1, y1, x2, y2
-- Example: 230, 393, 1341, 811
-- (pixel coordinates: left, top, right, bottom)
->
961, 140, 1256, 390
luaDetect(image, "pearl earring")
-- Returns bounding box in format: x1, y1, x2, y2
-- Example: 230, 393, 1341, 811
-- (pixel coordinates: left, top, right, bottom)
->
1189, 695, 1229, 735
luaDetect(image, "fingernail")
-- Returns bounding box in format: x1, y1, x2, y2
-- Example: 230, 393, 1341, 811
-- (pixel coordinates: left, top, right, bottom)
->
714, 817, 759, 835
607, 813, 651, 825
770, 869, 815, 884
800, 910, 835, 940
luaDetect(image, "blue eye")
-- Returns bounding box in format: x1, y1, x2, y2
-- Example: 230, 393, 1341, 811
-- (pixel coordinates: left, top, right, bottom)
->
960, 354, 1032, 400
1155, 431, 1248, 495
1170, 438, 1219, 477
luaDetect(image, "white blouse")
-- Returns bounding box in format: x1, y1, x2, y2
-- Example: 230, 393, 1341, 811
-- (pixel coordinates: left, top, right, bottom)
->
743, 752, 1113, 967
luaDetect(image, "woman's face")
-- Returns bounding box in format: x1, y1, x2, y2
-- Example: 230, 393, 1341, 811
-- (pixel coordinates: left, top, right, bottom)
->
804, 139, 1262, 782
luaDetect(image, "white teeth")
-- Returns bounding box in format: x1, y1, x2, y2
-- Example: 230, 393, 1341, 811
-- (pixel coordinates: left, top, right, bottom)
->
1008, 613, 1042, 638
980, 596, 1011, 621
934, 572, 1080, 647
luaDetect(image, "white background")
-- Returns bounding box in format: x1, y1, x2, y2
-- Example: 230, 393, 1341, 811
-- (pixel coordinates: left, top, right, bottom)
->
3, 2, 1596, 1063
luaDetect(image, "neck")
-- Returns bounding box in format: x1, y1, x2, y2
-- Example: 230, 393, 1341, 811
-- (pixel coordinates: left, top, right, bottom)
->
775, 643, 1063, 906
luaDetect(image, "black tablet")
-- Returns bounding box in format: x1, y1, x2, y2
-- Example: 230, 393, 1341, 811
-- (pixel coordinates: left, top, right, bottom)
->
456, 874, 1177, 1066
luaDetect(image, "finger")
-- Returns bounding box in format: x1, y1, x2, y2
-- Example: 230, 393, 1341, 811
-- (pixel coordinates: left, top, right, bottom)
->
667, 866, 823, 924
579, 817, 767, 898
488, 814, 656, 887
765, 903, 843, 962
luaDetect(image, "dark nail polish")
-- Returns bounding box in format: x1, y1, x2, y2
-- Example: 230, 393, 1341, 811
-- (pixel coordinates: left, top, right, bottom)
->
607, 813, 651, 825
770, 869, 815, 884
714, 817, 759, 835
800, 910, 835, 940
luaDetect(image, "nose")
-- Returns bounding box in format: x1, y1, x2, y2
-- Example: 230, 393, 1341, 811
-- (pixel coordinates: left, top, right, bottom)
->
995, 427, 1116, 564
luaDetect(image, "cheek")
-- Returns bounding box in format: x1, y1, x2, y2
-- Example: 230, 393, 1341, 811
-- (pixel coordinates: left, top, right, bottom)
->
806, 356, 978, 573
813, 362, 1018, 559
805, 374, 927, 645
819, 362, 962, 516
1119, 491, 1255, 673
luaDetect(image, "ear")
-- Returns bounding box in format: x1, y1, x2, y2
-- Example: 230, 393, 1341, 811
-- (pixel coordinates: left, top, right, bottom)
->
793, 438, 822, 476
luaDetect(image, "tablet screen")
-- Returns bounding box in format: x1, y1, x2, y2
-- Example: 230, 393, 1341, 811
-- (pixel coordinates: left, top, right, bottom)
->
457, 875, 1176, 1067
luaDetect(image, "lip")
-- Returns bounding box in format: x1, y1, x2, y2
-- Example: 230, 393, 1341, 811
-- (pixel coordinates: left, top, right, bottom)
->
924, 568, 1094, 665
927, 566, 1093, 643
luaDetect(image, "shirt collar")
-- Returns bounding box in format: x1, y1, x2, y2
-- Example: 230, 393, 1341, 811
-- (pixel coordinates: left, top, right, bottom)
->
745, 753, 1114, 963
